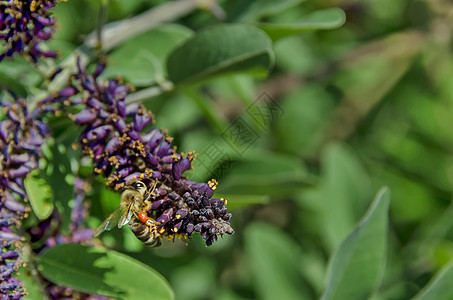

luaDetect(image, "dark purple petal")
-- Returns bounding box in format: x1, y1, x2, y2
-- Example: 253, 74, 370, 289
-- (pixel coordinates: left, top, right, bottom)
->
0, 121, 11, 141
172, 158, 191, 180
86, 125, 112, 140
104, 136, 119, 154
175, 208, 188, 219
73, 109, 97, 124
125, 103, 140, 116
156, 208, 174, 225
87, 98, 104, 110
59, 86, 78, 97
134, 112, 152, 132
117, 101, 126, 118
0, 231, 22, 241
93, 64, 106, 78
8, 165, 30, 178
4, 196, 26, 213
114, 118, 127, 133
156, 140, 171, 158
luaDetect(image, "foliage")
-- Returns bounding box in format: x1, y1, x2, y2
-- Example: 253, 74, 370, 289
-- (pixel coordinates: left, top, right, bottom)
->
2, 0, 453, 299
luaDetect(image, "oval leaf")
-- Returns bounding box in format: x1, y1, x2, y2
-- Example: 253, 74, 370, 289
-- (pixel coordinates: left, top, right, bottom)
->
103, 24, 193, 86
258, 8, 346, 41
38, 244, 174, 300
413, 260, 453, 300
216, 153, 313, 197
320, 187, 390, 300
232, 0, 306, 22
245, 222, 311, 300
166, 24, 274, 85
24, 173, 54, 220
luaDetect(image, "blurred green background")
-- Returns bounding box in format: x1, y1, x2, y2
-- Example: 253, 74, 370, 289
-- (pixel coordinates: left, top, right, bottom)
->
6, 0, 453, 299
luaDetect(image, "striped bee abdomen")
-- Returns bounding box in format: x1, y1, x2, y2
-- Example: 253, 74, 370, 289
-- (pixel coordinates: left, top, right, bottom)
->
128, 215, 161, 247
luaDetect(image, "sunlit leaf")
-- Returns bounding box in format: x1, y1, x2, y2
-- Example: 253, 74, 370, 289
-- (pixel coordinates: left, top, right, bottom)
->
38, 244, 174, 300
15, 267, 42, 300
258, 8, 346, 41
320, 143, 373, 251
104, 24, 193, 86
413, 260, 453, 300
24, 172, 54, 220
217, 153, 313, 197
320, 187, 390, 300
167, 24, 274, 85
232, 0, 306, 22
245, 222, 311, 300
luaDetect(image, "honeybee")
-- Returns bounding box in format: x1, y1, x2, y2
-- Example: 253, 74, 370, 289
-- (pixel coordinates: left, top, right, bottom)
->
94, 180, 161, 247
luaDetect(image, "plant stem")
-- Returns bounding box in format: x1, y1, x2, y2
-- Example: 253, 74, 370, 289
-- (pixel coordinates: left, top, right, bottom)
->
84, 0, 208, 52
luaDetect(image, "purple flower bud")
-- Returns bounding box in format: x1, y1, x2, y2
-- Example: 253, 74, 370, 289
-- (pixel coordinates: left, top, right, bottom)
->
117, 101, 126, 118
156, 141, 171, 158
142, 129, 163, 149
104, 136, 119, 154
186, 223, 194, 233
114, 118, 127, 133
117, 166, 134, 178
124, 172, 142, 182
156, 208, 172, 224
0, 121, 10, 141
134, 112, 152, 132
4, 194, 26, 213
151, 200, 167, 210
59, 86, 78, 97
0, 231, 22, 241
194, 224, 202, 232
8, 165, 30, 178
144, 153, 158, 167
172, 158, 191, 180
126, 103, 140, 116
93, 64, 106, 78
87, 98, 104, 110
86, 125, 112, 140
73, 109, 97, 124
175, 208, 188, 219
36, 15, 54, 26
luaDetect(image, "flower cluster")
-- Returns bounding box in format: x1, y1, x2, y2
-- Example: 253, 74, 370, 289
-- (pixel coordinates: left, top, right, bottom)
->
52, 61, 234, 246
0, 97, 49, 298
26, 178, 107, 299
0, 0, 58, 62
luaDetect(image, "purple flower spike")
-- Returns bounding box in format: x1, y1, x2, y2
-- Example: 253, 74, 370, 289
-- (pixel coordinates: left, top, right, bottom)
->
0, 94, 52, 298
48, 63, 233, 246
0, 0, 58, 62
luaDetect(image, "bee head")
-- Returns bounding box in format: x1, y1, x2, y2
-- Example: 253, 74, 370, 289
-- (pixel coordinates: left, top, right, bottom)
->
126, 180, 147, 193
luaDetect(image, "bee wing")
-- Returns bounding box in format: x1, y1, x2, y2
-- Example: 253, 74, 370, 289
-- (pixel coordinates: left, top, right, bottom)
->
118, 203, 134, 228
94, 206, 126, 237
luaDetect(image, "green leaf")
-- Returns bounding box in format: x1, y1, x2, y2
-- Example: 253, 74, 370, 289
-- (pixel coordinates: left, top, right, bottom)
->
15, 267, 44, 300
275, 84, 335, 154
320, 143, 373, 251
104, 24, 193, 86
214, 194, 271, 210
166, 24, 274, 85
258, 8, 346, 41
245, 222, 311, 300
413, 260, 453, 300
320, 187, 390, 300
216, 152, 313, 197
232, 0, 306, 22
24, 172, 54, 220
38, 244, 174, 300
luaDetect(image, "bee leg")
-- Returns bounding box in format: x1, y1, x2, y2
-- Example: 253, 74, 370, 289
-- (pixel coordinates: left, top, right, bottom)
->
150, 180, 158, 196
